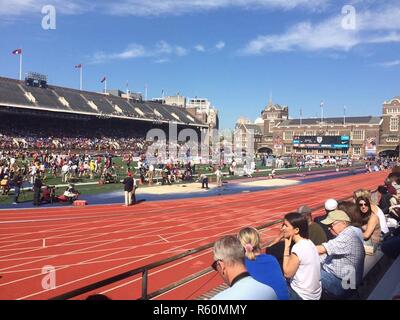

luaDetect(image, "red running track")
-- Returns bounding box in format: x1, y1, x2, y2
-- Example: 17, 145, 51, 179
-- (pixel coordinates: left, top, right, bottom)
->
0, 171, 388, 300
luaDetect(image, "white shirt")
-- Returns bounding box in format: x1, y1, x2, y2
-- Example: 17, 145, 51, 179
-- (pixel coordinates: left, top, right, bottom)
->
375, 206, 389, 234
290, 239, 322, 300
61, 165, 69, 173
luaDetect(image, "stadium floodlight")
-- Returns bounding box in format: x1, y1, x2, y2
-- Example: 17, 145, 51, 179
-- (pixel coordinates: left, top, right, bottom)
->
25, 72, 48, 88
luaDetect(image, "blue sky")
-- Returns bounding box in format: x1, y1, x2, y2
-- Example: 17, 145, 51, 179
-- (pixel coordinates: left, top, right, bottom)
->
1, 0, 400, 129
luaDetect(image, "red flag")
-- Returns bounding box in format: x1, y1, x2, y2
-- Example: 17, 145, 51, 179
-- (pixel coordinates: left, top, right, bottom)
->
12, 48, 22, 55
101, 76, 106, 83
75, 64, 82, 68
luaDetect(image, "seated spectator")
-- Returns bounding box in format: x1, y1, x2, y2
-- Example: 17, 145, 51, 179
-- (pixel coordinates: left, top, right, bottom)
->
238, 227, 289, 300
210, 235, 277, 300
337, 201, 364, 242
381, 227, 400, 259
355, 196, 381, 253
315, 199, 338, 240
317, 210, 365, 299
297, 205, 327, 245
353, 189, 389, 236
377, 185, 393, 216
266, 205, 328, 271
388, 190, 400, 223
0, 175, 10, 195
282, 212, 322, 300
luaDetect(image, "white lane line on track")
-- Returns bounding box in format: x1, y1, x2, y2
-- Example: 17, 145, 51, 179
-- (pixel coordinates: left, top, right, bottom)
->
158, 235, 170, 243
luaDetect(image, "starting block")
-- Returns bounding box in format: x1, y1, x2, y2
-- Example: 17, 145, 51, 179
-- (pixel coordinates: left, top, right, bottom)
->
73, 200, 87, 206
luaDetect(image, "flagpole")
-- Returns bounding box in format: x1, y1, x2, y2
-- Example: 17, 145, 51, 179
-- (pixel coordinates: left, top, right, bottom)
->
145, 84, 148, 101
300, 108, 302, 126
320, 101, 324, 123
344, 105, 346, 126
19, 53, 23, 81
105, 79, 107, 93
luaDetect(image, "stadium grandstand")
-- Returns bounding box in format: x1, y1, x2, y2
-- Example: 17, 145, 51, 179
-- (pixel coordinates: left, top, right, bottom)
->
0, 75, 207, 152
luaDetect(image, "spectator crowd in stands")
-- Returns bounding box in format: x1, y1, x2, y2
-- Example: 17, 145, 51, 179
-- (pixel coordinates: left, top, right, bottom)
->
211, 165, 400, 300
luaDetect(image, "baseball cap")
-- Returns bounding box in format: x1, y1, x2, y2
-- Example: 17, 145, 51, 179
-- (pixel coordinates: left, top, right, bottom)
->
324, 199, 338, 211
321, 210, 351, 225
297, 205, 312, 215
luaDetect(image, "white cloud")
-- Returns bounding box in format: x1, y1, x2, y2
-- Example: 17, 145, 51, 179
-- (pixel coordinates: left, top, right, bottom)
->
154, 58, 170, 64
91, 41, 187, 63
105, 0, 328, 16
215, 41, 225, 50
376, 60, 400, 68
175, 46, 188, 56
241, 3, 400, 55
195, 44, 206, 52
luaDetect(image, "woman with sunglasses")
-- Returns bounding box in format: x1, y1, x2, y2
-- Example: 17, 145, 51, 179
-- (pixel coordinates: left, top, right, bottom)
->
356, 196, 381, 252
238, 227, 289, 300
353, 189, 389, 236
282, 212, 321, 300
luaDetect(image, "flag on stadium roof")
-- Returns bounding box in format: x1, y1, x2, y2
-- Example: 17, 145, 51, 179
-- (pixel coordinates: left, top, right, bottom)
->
101, 76, 106, 83
75, 64, 82, 68
12, 49, 22, 55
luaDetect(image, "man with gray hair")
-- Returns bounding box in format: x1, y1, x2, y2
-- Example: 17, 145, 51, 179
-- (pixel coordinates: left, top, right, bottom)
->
316, 210, 365, 299
211, 235, 277, 300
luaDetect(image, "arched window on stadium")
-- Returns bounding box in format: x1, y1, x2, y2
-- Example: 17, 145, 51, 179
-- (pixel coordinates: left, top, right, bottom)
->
390, 117, 399, 132
135, 107, 145, 117
58, 96, 70, 107
171, 112, 180, 122
24, 92, 36, 103
87, 100, 99, 111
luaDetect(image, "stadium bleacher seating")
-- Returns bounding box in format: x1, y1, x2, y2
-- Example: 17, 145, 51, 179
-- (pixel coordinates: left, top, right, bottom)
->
0, 76, 205, 127
0, 77, 35, 106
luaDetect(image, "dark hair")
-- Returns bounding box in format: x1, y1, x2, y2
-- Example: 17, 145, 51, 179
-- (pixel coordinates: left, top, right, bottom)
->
355, 196, 372, 225
377, 185, 388, 194
337, 201, 363, 228
284, 212, 309, 239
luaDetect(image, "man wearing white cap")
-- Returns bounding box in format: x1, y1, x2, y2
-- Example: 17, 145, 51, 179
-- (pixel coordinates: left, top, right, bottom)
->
314, 199, 338, 240
316, 210, 365, 299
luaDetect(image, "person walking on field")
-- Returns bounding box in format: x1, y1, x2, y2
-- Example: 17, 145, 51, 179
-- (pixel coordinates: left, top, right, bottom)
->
122, 172, 134, 206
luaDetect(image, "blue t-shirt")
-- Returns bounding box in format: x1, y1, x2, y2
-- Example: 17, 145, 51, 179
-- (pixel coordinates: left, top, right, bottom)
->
245, 254, 289, 300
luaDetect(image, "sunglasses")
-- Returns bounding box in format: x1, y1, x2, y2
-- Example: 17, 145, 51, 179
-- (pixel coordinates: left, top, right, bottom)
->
359, 202, 368, 208
211, 259, 222, 271
328, 221, 340, 230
